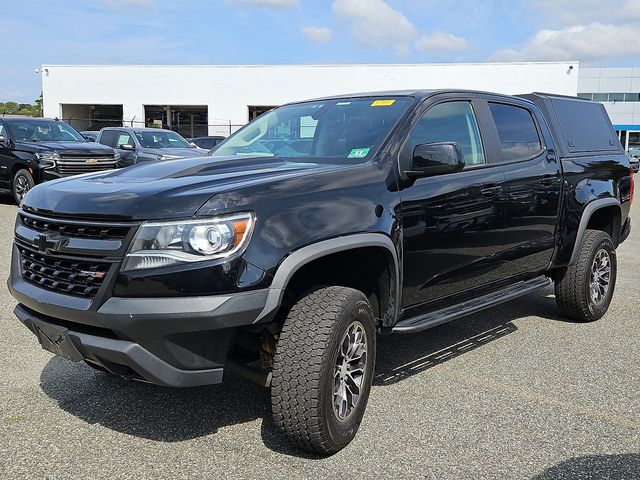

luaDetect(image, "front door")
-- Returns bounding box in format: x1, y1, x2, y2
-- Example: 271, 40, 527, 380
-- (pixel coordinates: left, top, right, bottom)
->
399, 99, 506, 311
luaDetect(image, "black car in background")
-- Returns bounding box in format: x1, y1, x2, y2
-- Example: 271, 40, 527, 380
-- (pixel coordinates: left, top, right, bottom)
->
96, 127, 207, 166
188, 135, 225, 150
0, 117, 119, 204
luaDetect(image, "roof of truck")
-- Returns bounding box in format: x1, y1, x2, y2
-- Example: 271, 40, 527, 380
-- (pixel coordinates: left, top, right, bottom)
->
291, 89, 531, 104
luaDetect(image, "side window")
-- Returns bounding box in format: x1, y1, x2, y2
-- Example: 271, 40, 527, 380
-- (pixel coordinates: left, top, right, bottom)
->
409, 101, 485, 166
115, 132, 133, 147
489, 103, 542, 162
99, 130, 117, 148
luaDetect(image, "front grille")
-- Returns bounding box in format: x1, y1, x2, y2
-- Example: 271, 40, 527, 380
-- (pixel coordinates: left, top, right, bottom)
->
55, 159, 118, 176
19, 213, 131, 239
19, 247, 110, 298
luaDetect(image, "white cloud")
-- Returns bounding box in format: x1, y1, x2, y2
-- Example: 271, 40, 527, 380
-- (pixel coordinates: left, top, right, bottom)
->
415, 31, 470, 55
332, 0, 469, 57
491, 22, 640, 62
228, 0, 299, 8
332, 0, 417, 56
301, 26, 333, 43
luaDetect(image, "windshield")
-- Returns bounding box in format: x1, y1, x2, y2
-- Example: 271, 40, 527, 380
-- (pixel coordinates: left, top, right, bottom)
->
7, 119, 85, 143
135, 130, 191, 149
210, 96, 413, 163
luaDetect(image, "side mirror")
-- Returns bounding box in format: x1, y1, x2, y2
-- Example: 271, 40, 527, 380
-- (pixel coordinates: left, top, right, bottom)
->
0, 135, 9, 148
190, 142, 198, 148
405, 142, 465, 178
119, 144, 135, 151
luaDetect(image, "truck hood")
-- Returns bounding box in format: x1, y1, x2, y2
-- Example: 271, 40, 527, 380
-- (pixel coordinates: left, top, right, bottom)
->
16, 141, 115, 156
23, 156, 346, 220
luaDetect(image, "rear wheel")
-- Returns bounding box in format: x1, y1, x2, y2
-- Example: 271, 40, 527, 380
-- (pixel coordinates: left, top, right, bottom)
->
12, 169, 34, 205
555, 229, 617, 322
271, 286, 376, 454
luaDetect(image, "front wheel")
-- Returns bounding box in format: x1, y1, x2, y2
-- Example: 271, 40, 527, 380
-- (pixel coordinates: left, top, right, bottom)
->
555, 229, 617, 322
12, 169, 35, 205
271, 286, 376, 454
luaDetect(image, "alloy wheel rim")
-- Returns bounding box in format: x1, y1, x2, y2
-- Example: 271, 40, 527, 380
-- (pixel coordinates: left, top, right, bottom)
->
15, 176, 29, 200
589, 248, 611, 305
333, 321, 367, 421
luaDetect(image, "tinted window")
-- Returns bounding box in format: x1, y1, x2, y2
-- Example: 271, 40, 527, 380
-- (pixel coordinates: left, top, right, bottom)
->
409, 101, 485, 166
211, 97, 412, 163
6, 119, 85, 142
98, 130, 118, 148
489, 103, 542, 161
135, 130, 190, 149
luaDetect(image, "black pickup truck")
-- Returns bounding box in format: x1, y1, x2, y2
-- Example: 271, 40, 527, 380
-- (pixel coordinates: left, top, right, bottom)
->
0, 117, 119, 204
8, 90, 632, 454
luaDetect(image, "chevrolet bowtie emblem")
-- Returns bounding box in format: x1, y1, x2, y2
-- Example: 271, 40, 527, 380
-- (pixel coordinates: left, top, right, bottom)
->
34, 234, 66, 254
85, 159, 98, 164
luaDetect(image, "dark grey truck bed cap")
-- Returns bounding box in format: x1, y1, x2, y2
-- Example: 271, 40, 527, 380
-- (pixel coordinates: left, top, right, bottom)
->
519, 93, 623, 158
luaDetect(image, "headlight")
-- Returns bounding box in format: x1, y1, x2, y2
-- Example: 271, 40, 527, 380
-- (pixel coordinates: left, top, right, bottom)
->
121, 212, 255, 271
113, 151, 121, 160
35, 152, 59, 169
35, 152, 60, 161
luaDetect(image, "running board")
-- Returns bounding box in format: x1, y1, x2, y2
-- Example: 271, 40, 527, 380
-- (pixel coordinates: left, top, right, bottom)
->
392, 276, 551, 334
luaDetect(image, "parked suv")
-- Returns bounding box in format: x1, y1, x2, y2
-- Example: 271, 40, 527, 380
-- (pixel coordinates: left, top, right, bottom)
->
96, 127, 206, 167
9, 91, 632, 454
0, 117, 119, 204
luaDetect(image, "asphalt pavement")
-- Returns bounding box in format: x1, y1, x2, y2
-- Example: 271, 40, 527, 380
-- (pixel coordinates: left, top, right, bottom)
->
0, 194, 638, 479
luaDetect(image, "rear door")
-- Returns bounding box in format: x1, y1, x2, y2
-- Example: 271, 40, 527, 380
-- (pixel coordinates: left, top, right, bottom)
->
399, 96, 507, 310
486, 99, 562, 275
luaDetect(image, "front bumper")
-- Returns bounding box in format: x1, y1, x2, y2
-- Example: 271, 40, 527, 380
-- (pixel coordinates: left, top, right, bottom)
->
10, 259, 270, 386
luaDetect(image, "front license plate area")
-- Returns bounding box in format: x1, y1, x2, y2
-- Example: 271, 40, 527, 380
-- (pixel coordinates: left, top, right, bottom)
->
32, 321, 83, 362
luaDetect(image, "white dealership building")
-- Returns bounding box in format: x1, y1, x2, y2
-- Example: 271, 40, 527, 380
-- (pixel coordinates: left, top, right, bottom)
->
38, 61, 640, 153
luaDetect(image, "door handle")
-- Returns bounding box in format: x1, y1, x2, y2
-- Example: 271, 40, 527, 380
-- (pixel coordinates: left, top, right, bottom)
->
480, 185, 502, 196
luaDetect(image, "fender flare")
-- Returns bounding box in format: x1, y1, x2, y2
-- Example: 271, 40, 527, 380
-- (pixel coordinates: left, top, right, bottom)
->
254, 233, 400, 323
569, 197, 620, 265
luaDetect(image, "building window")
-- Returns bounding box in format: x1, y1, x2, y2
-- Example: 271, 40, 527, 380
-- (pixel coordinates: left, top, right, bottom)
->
578, 92, 640, 102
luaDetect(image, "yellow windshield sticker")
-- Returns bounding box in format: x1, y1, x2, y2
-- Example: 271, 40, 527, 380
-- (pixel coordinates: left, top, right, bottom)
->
371, 99, 396, 107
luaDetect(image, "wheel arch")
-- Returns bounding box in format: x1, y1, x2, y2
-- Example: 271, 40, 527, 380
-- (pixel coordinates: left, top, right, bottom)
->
569, 198, 621, 265
254, 233, 400, 327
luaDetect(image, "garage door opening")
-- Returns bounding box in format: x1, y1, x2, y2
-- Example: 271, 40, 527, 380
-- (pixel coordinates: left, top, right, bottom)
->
144, 105, 208, 138
248, 105, 278, 121
60, 104, 123, 132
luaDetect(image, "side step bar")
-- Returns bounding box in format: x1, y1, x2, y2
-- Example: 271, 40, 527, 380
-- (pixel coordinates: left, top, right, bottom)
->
392, 276, 551, 334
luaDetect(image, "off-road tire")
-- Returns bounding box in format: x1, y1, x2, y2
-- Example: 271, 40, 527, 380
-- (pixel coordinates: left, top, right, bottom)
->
271, 286, 376, 454
12, 169, 34, 205
555, 229, 617, 322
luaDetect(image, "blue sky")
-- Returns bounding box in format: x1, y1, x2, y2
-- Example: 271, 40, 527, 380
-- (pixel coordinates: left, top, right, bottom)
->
3, 0, 640, 102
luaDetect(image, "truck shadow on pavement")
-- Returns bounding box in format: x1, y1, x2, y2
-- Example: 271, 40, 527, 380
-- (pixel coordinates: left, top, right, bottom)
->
532, 454, 640, 479
39, 286, 566, 457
